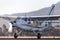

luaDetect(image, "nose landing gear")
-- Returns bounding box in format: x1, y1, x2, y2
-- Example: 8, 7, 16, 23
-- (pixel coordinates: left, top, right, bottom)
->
14, 33, 18, 39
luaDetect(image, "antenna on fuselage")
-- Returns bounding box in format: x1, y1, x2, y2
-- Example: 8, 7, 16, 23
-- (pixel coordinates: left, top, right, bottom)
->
24, 13, 28, 21
25, 13, 26, 17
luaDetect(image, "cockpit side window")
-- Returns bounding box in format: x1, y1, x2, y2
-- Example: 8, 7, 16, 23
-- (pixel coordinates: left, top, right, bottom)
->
14, 21, 16, 23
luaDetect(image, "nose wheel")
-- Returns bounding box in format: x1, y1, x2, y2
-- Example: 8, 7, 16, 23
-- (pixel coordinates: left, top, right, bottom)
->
14, 33, 18, 39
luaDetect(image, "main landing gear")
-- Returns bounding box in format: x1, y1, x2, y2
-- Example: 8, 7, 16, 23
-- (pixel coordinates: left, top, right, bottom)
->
37, 33, 41, 39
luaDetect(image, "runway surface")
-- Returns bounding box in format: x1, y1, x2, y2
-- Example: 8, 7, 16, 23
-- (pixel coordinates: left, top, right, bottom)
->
0, 36, 60, 40
0, 38, 60, 40
0, 36, 60, 38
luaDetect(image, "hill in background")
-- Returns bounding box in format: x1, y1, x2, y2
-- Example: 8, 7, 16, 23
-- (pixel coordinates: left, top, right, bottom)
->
4, 2, 60, 16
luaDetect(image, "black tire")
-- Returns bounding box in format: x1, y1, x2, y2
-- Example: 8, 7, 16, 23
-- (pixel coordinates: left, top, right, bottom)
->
14, 33, 18, 39
37, 33, 41, 39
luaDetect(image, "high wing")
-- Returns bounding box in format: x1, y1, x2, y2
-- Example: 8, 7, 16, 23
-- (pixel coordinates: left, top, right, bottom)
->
29, 15, 60, 20
17, 15, 60, 21
3, 15, 60, 20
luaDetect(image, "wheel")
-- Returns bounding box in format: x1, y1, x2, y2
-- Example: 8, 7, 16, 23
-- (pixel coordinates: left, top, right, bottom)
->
37, 33, 41, 39
14, 33, 18, 39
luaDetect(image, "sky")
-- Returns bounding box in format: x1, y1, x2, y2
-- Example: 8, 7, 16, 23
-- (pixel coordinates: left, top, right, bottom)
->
0, 0, 60, 15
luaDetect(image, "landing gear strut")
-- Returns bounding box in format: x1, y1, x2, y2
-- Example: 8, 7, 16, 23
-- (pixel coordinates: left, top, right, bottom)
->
14, 29, 23, 39
37, 33, 41, 39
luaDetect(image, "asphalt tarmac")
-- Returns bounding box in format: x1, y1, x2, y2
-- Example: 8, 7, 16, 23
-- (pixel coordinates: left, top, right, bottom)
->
0, 38, 60, 40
